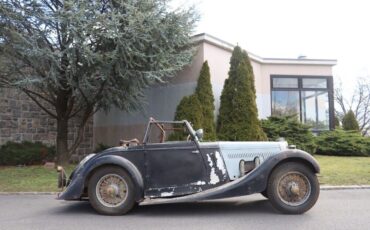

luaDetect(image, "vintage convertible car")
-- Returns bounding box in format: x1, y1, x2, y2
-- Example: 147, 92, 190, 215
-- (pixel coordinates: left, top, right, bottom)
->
57, 118, 320, 215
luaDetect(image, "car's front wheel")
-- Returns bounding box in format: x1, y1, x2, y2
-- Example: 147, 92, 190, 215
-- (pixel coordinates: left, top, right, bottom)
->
88, 166, 136, 215
267, 162, 319, 214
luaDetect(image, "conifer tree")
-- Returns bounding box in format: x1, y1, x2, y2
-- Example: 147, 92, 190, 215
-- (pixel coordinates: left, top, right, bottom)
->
0, 0, 197, 164
195, 61, 216, 140
217, 46, 267, 141
170, 94, 203, 140
342, 110, 360, 131
174, 94, 203, 129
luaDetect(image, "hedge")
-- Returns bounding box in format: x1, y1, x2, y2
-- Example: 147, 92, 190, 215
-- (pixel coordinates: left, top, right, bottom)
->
315, 129, 370, 156
261, 116, 317, 154
0, 141, 55, 166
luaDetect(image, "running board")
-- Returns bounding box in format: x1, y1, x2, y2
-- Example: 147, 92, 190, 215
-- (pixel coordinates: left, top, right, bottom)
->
140, 169, 262, 206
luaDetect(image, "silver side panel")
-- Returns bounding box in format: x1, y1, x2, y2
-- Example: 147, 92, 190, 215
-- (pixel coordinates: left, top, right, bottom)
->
218, 141, 288, 180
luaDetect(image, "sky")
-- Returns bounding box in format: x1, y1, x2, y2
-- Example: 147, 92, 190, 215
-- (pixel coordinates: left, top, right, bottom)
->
173, 0, 370, 97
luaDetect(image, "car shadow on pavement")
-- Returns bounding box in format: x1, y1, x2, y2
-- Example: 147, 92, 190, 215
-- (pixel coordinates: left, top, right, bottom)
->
132, 199, 277, 217
53, 200, 97, 215
54, 196, 277, 216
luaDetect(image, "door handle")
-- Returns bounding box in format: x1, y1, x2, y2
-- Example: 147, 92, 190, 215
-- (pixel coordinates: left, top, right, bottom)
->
192, 150, 200, 154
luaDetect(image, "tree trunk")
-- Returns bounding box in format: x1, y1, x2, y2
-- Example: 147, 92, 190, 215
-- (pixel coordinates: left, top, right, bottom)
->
56, 117, 69, 166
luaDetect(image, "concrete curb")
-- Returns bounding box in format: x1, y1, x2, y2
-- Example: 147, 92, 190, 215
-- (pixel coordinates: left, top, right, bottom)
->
320, 185, 370, 190
1, 186, 370, 195
0, 192, 58, 195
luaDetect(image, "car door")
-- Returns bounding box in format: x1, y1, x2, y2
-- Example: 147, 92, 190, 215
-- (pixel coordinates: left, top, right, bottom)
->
144, 141, 207, 198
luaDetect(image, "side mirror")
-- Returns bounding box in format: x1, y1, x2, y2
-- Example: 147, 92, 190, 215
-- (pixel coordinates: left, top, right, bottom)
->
195, 129, 204, 141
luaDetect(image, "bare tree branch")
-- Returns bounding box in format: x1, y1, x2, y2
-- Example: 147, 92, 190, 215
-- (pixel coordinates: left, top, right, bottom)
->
335, 77, 370, 136
22, 90, 57, 118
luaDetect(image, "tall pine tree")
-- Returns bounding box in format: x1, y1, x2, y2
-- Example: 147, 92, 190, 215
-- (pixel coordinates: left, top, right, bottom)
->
195, 61, 216, 140
217, 46, 267, 141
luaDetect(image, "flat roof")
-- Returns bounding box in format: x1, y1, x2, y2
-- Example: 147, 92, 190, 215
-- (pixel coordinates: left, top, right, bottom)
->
192, 33, 337, 66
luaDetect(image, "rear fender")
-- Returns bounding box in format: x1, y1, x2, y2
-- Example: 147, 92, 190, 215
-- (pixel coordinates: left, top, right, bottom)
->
59, 155, 144, 202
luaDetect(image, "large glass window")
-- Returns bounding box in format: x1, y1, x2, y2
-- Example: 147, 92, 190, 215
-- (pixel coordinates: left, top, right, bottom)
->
302, 78, 327, 89
271, 76, 332, 131
272, 78, 298, 88
301, 91, 329, 129
272, 91, 300, 117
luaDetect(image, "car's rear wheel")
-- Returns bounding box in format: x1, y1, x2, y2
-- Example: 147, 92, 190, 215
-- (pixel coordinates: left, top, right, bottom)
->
88, 166, 136, 215
267, 162, 319, 214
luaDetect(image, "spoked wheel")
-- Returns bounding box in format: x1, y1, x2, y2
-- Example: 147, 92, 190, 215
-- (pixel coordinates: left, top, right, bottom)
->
88, 166, 136, 215
96, 174, 128, 207
267, 162, 319, 214
277, 172, 311, 206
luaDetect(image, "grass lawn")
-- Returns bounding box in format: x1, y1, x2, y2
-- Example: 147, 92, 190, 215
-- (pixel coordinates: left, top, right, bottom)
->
315, 155, 370, 185
0, 156, 369, 192
0, 165, 76, 192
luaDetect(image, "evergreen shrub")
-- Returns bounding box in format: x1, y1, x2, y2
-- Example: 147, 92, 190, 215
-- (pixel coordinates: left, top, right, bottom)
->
0, 141, 56, 165
195, 61, 217, 140
316, 129, 370, 156
169, 95, 203, 141
217, 46, 266, 141
342, 110, 360, 131
261, 116, 317, 153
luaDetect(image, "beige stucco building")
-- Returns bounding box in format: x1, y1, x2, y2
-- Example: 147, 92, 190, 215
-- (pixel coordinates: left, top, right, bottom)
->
94, 34, 336, 146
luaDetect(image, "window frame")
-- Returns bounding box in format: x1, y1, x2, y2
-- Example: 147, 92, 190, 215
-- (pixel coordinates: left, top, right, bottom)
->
270, 75, 335, 131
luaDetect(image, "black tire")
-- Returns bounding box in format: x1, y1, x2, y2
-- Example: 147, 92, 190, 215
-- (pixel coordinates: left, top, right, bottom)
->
88, 166, 136, 215
267, 162, 320, 214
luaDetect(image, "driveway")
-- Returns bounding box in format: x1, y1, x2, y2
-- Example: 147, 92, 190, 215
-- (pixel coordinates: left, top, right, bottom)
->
0, 190, 369, 230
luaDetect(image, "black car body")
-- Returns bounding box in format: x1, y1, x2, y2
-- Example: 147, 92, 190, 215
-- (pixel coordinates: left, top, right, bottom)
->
57, 118, 320, 215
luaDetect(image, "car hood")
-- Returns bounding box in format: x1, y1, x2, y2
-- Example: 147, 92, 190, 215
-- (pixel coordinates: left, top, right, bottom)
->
216, 141, 288, 161
201, 141, 289, 180
217, 141, 288, 151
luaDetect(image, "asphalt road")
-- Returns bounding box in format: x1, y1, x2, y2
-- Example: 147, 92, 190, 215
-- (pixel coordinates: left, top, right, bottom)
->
0, 190, 369, 230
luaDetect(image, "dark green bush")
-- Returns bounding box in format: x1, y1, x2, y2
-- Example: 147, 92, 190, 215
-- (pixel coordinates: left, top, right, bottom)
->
316, 129, 370, 156
261, 116, 317, 153
175, 94, 203, 130
172, 61, 216, 141
342, 110, 360, 131
0, 141, 56, 165
169, 94, 203, 141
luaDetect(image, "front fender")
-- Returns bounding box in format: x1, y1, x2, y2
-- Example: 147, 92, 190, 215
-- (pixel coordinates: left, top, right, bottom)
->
266, 149, 320, 174
190, 149, 320, 200
58, 155, 144, 202
249, 149, 320, 195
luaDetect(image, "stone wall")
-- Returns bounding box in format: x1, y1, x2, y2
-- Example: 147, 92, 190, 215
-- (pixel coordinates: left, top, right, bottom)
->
0, 88, 93, 156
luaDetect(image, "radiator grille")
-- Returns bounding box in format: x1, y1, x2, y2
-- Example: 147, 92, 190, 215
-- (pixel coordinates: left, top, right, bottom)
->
227, 152, 276, 159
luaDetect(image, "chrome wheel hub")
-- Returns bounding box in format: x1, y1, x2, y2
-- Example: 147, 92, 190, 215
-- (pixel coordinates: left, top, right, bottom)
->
277, 171, 311, 206
96, 174, 128, 207
289, 182, 300, 195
